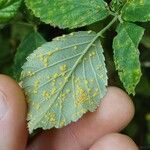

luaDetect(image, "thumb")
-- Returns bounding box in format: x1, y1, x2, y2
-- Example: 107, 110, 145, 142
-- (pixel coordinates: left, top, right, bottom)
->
0, 75, 28, 150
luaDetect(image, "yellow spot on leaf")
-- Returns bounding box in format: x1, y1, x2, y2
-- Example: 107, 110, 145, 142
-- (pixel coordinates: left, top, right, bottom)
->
60, 64, 67, 72
53, 73, 59, 78
70, 33, 74, 36
48, 51, 52, 56
42, 91, 50, 99
74, 46, 77, 50
88, 30, 92, 33
75, 87, 88, 106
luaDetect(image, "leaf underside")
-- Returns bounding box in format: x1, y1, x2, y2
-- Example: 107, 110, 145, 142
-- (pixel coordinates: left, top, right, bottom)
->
21, 31, 108, 133
0, 0, 22, 23
113, 22, 144, 94
122, 0, 150, 22
25, 0, 110, 29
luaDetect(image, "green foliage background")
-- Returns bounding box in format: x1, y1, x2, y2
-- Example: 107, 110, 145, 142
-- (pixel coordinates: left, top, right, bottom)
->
0, 0, 150, 148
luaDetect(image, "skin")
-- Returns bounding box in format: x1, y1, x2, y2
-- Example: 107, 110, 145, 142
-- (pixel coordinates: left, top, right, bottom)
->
0, 75, 139, 150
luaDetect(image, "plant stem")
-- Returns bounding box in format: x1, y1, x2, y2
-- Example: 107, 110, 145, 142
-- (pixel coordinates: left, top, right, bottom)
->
97, 15, 118, 37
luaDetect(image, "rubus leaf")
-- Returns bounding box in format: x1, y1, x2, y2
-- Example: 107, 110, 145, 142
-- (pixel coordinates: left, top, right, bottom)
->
25, 0, 110, 29
110, 0, 126, 12
113, 22, 144, 94
0, 0, 22, 23
13, 31, 46, 81
21, 31, 108, 133
121, 0, 150, 22
0, 34, 13, 69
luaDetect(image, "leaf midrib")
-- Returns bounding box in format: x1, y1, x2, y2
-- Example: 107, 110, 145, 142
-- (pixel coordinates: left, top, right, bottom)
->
29, 33, 101, 131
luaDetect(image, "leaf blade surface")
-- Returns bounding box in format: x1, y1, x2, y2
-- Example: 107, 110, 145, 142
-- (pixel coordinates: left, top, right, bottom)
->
21, 31, 108, 133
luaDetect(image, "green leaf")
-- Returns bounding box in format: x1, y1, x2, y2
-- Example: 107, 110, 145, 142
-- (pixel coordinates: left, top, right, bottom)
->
13, 31, 46, 81
21, 31, 108, 133
0, 34, 13, 72
110, 0, 126, 12
113, 22, 144, 94
121, 0, 150, 22
11, 22, 34, 41
25, 0, 110, 29
0, 0, 22, 23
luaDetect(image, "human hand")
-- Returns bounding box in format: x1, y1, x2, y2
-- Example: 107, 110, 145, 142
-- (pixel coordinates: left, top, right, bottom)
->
0, 75, 138, 150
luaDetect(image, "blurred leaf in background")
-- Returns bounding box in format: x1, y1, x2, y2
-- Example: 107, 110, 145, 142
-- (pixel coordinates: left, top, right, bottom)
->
13, 30, 46, 81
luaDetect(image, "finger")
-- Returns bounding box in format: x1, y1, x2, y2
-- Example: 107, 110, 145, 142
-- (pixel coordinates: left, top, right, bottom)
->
0, 75, 28, 150
89, 133, 138, 150
28, 87, 134, 150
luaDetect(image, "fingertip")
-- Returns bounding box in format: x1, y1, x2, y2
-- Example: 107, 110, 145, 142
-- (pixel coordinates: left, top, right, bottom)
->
90, 133, 138, 150
101, 86, 135, 130
67, 86, 135, 148
0, 75, 28, 150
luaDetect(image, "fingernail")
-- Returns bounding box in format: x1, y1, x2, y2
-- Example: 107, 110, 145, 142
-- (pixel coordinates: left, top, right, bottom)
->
0, 90, 8, 120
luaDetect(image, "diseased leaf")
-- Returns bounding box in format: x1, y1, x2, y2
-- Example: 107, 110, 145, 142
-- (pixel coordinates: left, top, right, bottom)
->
0, 0, 22, 23
13, 31, 46, 81
121, 0, 150, 22
21, 31, 108, 133
25, 0, 110, 29
113, 22, 144, 94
